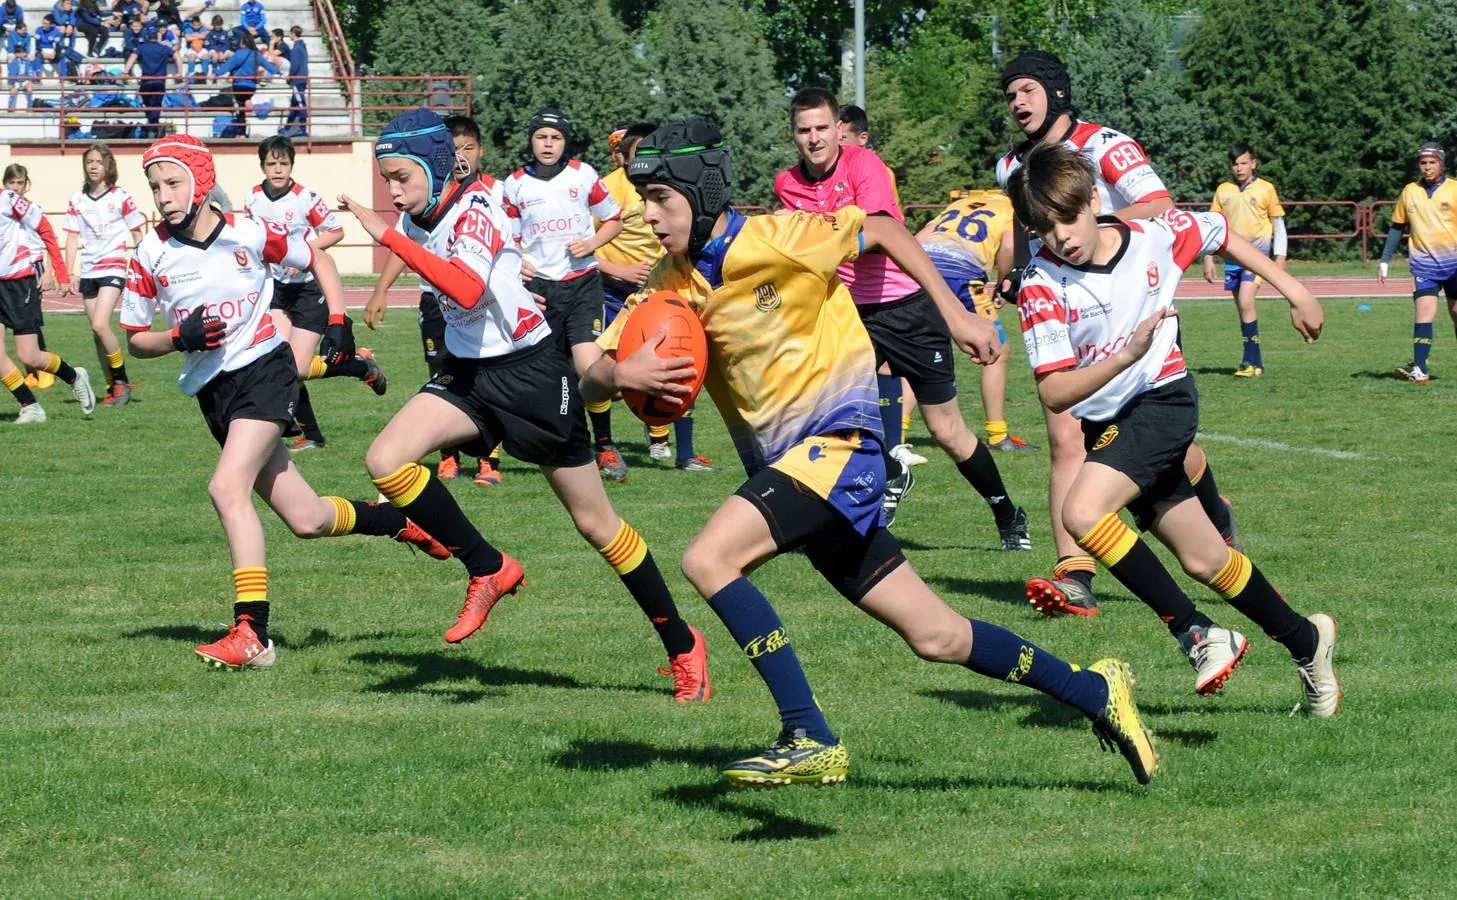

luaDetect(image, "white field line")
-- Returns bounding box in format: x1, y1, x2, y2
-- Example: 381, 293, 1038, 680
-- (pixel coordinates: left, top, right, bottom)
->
1198, 432, 1368, 460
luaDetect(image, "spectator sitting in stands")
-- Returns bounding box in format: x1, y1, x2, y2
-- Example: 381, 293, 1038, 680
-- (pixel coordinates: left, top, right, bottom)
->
51, 0, 77, 46
0, 0, 24, 30
180, 13, 203, 77
262, 26, 283, 67
202, 13, 226, 79
151, 0, 180, 28
74, 0, 116, 55
120, 16, 142, 67
239, 0, 264, 38
36, 14, 82, 77
111, 0, 144, 30
6, 20, 34, 109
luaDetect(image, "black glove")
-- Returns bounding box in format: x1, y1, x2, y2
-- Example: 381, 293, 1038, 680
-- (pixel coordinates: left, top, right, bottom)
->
318, 314, 356, 365
996, 268, 1023, 306
170, 306, 225, 352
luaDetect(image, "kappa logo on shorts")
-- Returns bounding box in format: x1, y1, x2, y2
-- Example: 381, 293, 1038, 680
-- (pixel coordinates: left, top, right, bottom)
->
1092, 424, 1119, 451
754, 283, 782, 312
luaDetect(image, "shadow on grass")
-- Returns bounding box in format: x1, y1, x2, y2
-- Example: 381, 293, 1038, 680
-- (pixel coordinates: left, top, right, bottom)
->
921, 688, 1086, 729
1155, 727, 1218, 747
1191, 366, 1239, 377
125, 624, 412, 649
552, 739, 838, 842
1349, 369, 1431, 381
349, 650, 662, 703
923, 576, 1030, 606
659, 782, 837, 842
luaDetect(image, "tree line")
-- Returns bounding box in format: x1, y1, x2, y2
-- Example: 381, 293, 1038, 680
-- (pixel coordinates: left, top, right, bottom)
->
338, 0, 1457, 238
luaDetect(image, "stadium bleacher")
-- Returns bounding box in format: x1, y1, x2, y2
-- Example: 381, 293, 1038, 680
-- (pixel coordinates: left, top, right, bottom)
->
0, 0, 351, 141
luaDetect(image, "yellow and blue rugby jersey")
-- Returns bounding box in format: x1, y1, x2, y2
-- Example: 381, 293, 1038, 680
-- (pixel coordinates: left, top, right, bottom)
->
599, 206, 881, 474
919, 190, 1012, 281
1211, 177, 1285, 254
595, 166, 665, 269
1393, 177, 1457, 281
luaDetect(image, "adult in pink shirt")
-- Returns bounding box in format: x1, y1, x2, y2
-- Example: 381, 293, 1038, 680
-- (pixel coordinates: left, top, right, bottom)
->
773, 88, 1030, 552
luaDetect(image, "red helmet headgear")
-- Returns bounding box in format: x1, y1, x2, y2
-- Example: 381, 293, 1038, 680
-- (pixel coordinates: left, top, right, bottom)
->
142, 134, 216, 223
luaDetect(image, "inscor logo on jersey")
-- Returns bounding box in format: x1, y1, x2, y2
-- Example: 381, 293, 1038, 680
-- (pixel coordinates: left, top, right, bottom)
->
1103, 141, 1147, 176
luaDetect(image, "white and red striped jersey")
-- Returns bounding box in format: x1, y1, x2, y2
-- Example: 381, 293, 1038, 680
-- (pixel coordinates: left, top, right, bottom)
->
120, 213, 314, 396
244, 181, 342, 285
502, 160, 620, 282
1018, 209, 1228, 421
1, 190, 62, 280
63, 187, 146, 278
997, 122, 1171, 215
411, 173, 509, 293
395, 177, 549, 360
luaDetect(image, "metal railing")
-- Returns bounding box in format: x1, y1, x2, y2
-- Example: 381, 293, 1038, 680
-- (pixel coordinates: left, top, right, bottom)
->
7, 73, 471, 151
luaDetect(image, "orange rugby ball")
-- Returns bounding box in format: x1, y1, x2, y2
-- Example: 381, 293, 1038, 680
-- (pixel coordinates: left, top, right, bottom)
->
617, 291, 708, 426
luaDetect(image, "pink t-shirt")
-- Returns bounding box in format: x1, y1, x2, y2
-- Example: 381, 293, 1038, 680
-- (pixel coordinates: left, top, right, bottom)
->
773, 144, 920, 305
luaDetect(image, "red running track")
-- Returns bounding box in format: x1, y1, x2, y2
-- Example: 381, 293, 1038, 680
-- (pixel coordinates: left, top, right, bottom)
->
39, 277, 1411, 314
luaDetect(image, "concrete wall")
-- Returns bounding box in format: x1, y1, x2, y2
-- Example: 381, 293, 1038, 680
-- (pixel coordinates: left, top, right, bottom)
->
5, 140, 385, 274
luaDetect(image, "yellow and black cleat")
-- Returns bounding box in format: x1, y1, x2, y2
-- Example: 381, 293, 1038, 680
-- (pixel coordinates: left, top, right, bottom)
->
721, 727, 849, 788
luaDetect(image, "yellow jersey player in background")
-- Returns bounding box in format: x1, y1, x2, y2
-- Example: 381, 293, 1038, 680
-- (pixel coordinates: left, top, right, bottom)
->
582, 117, 1157, 789
1377, 140, 1457, 383
1202, 142, 1287, 377
597, 122, 711, 470
917, 189, 1038, 453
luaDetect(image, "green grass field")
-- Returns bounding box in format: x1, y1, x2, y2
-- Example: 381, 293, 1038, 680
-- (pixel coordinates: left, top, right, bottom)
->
3, 297, 1454, 897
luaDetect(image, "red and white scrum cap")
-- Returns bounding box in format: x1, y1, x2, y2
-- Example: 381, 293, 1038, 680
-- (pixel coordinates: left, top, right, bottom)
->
142, 134, 216, 212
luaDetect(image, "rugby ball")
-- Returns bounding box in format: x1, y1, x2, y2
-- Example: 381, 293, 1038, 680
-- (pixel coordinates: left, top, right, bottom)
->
616, 291, 708, 426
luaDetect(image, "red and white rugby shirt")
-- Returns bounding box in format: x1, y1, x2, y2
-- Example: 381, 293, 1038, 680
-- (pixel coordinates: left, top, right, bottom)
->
121, 213, 312, 396
244, 181, 342, 285
64, 187, 146, 278
997, 121, 1172, 214
1018, 209, 1228, 421
502, 160, 620, 282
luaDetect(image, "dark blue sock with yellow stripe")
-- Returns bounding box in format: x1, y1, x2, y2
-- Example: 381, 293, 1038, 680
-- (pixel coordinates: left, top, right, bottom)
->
1414, 323, 1434, 370
707, 577, 834, 743
965, 618, 1108, 717
877, 375, 902, 447
1240, 320, 1262, 368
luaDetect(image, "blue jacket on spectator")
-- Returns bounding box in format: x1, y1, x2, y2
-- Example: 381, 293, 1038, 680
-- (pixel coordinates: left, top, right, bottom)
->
113, 0, 143, 26
0, 1, 24, 28
75, 3, 106, 28
239, 0, 265, 31
50, 3, 77, 29
287, 37, 306, 80
35, 23, 66, 52
5, 29, 31, 56
203, 25, 228, 53
121, 25, 144, 56
215, 46, 277, 89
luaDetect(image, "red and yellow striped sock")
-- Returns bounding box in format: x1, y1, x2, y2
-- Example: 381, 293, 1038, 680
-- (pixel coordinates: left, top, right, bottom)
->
233, 566, 268, 602
41, 352, 76, 384
372, 462, 431, 507
986, 419, 1008, 446
1053, 554, 1097, 580
1078, 514, 1137, 567
324, 496, 357, 536
599, 520, 648, 575
2, 367, 37, 405
1208, 548, 1253, 600
306, 355, 328, 380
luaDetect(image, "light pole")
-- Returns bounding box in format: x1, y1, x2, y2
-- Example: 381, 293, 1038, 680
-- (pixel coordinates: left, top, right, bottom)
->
854, 0, 865, 107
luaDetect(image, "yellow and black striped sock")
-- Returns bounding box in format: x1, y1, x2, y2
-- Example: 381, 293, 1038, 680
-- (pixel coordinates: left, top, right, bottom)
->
1206, 548, 1316, 659
324, 495, 407, 538
232, 566, 270, 643
587, 398, 613, 444
2, 368, 37, 407
1052, 554, 1097, 589
901, 412, 912, 438
599, 520, 693, 655
305, 356, 328, 380
373, 463, 501, 575
647, 423, 670, 444
986, 419, 1008, 446
1079, 513, 1209, 636
41, 352, 76, 385
106, 349, 128, 385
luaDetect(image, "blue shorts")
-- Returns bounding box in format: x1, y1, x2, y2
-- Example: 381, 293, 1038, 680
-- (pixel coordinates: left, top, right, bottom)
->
766, 431, 886, 536
1412, 266, 1457, 299
928, 252, 1003, 338
1223, 264, 1259, 292
601, 275, 638, 327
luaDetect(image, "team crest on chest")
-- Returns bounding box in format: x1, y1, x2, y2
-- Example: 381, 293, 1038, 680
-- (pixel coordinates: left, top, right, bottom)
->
754, 283, 782, 312
235, 248, 250, 267
1146, 264, 1160, 288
